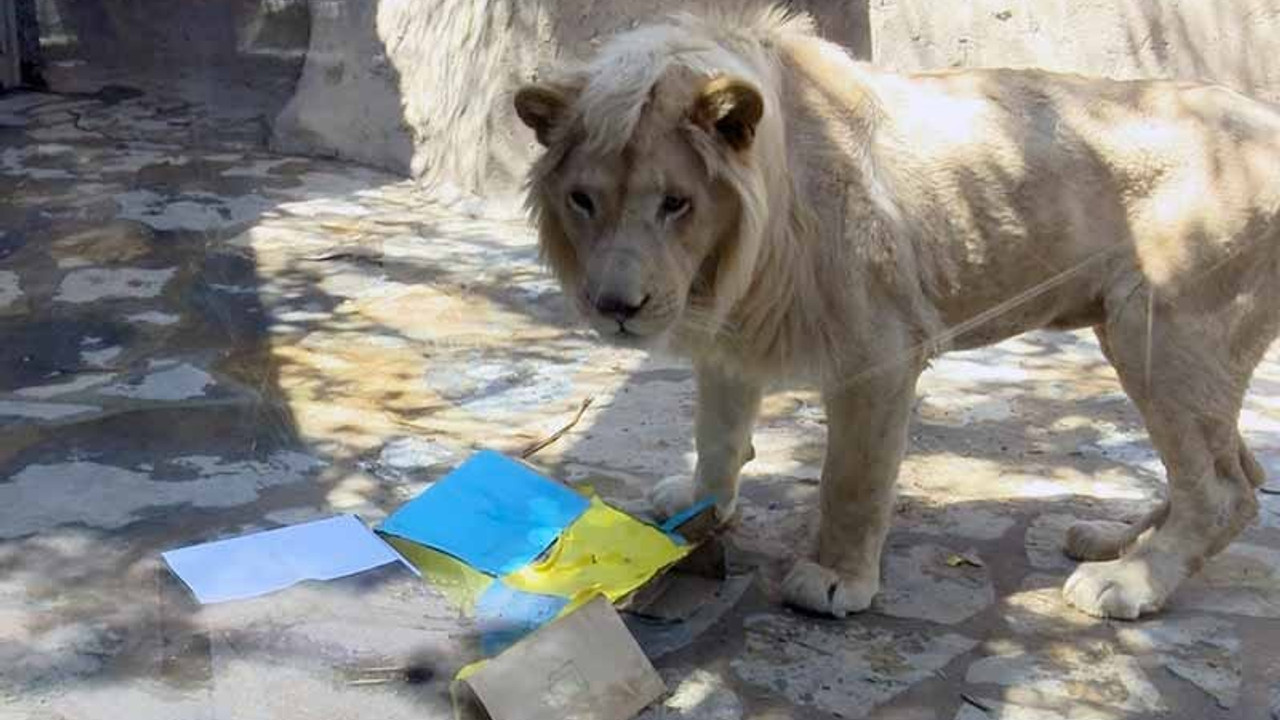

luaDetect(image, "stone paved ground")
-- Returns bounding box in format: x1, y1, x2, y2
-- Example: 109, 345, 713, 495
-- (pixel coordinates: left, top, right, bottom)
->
1, 83, 1278, 720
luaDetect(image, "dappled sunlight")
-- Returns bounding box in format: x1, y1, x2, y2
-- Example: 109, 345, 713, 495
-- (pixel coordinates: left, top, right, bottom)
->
219, 176, 620, 474
4, 3, 1280, 719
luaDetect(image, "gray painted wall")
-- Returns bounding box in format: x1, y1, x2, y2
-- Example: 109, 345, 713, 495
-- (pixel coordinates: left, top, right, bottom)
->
271, 0, 870, 208
1, 0, 19, 88
871, 0, 1280, 103
274, 0, 1280, 205
34, 0, 308, 65
29, 1, 1280, 202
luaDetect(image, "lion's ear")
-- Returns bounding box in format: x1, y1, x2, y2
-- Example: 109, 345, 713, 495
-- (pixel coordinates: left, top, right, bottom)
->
691, 77, 764, 151
515, 83, 572, 146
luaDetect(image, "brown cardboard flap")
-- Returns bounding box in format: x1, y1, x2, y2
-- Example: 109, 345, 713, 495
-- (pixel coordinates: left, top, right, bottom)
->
453, 594, 666, 720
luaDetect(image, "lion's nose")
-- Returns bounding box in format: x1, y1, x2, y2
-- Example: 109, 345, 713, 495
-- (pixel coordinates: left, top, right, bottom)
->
595, 292, 649, 321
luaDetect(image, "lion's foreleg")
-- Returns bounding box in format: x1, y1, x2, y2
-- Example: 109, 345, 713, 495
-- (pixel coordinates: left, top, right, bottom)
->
783, 365, 920, 617
650, 360, 762, 521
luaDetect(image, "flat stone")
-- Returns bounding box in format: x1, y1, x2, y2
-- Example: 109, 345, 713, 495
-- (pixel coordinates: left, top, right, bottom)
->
1172, 543, 1280, 618
872, 542, 995, 625
1002, 574, 1100, 637
114, 190, 272, 231
208, 282, 256, 295
277, 197, 372, 217
0, 270, 22, 312
0, 93, 58, 113
221, 158, 295, 177
0, 142, 72, 161
323, 471, 385, 515
954, 698, 1069, 720
15, 373, 114, 398
720, 495, 813, 564
0, 453, 321, 539
81, 345, 124, 368
0, 613, 124, 695
423, 353, 584, 417
40, 681, 221, 720
729, 422, 822, 482
917, 388, 1014, 426
25, 122, 101, 142
127, 311, 181, 326
926, 354, 1031, 383
639, 669, 742, 720
378, 436, 458, 471
56, 267, 177, 303
100, 363, 214, 401
899, 499, 1017, 541
904, 457, 1159, 505
1240, 407, 1280, 449
96, 150, 192, 174
1080, 421, 1165, 479
206, 659, 448, 719
1022, 473, 1159, 501
28, 99, 100, 117
560, 376, 697, 479
29, 575, 465, 719
263, 506, 331, 525
965, 642, 1167, 715
732, 612, 976, 719
51, 221, 155, 265
0, 145, 75, 179
1117, 617, 1241, 709
0, 400, 101, 421
381, 229, 535, 267
1023, 513, 1079, 573
1260, 464, 1280, 531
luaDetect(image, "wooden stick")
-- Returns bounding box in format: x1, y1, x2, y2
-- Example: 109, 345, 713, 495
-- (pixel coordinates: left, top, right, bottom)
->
520, 397, 595, 459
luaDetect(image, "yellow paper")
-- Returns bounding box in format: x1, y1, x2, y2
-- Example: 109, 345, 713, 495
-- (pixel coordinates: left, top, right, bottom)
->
503, 497, 690, 605
385, 535, 493, 610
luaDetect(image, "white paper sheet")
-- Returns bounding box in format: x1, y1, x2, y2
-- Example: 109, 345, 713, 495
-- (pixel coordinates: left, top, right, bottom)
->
162, 514, 412, 604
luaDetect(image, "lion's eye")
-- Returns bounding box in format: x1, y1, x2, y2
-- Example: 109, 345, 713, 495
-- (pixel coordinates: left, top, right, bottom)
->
659, 195, 690, 219
568, 191, 595, 217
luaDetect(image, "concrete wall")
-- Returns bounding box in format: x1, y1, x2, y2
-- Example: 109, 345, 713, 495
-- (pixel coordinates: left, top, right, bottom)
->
1, 0, 19, 89
272, 0, 869, 209
871, 0, 1280, 103
273, 0, 1280, 204
26, 0, 309, 135
36, 0, 309, 65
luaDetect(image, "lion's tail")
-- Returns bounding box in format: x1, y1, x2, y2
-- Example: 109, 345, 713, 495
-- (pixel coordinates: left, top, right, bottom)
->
1064, 504, 1167, 562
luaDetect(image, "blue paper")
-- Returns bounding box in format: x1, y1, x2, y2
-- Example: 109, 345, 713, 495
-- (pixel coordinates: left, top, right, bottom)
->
474, 580, 569, 656
659, 496, 718, 539
162, 514, 411, 604
378, 450, 590, 576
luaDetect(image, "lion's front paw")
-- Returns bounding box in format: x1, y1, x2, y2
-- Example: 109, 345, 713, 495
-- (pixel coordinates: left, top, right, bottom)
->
648, 475, 735, 523
782, 560, 879, 618
1062, 558, 1175, 620
649, 476, 697, 521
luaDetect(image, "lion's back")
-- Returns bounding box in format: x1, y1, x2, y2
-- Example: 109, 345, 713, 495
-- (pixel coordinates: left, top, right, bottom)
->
873, 67, 1280, 288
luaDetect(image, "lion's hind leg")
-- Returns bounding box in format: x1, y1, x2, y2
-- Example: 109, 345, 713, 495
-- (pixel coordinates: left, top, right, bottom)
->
1062, 288, 1264, 619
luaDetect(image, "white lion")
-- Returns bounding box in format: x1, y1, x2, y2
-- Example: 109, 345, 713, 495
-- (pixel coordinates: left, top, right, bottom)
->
514, 6, 1280, 619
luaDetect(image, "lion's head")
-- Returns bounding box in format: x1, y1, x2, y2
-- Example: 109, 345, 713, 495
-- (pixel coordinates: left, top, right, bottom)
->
514, 16, 789, 348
